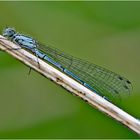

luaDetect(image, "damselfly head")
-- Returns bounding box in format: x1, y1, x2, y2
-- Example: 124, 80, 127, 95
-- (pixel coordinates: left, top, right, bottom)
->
3, 27, 16, 38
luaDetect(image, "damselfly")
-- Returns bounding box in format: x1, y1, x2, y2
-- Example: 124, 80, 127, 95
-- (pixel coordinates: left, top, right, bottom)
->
2, 27, 132, 101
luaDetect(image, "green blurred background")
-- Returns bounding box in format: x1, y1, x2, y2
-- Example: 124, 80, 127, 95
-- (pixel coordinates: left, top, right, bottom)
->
0, 1, 140, 138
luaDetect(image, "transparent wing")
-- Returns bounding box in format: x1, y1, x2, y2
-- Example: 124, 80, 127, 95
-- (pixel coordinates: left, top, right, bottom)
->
37, 43, 132, 99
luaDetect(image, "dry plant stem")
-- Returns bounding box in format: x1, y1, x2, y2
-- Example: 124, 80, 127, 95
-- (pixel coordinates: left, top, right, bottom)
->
0, 35, 140, 135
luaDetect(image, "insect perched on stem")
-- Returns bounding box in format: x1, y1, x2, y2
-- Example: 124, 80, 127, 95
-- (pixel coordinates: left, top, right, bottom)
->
2, 27, 132, 101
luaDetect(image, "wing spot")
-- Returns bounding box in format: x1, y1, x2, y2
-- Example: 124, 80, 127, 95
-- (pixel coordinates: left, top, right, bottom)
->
118, 76, 123, 80
126, 80, 131, 84
124, 85, 129, 89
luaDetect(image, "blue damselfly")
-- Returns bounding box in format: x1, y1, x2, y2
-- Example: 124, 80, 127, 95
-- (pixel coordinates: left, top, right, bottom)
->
2, 27, 132, 101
